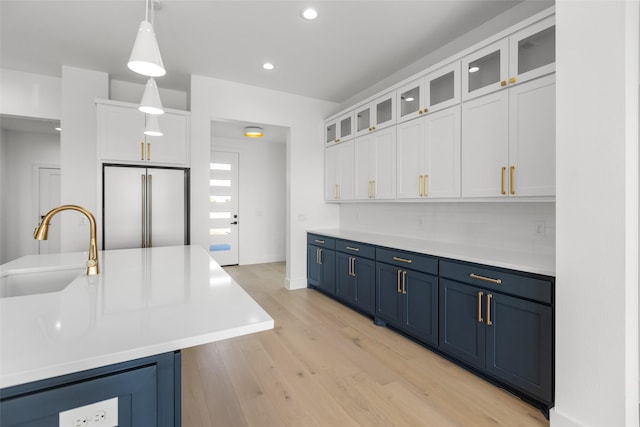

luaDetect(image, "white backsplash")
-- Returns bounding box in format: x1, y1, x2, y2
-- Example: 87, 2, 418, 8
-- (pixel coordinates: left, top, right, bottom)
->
339, 202, 555, 257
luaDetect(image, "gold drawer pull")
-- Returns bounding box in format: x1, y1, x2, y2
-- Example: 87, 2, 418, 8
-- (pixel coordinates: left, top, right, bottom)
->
346, 246, 360, 252
470, 273, 502, 285
510, 165, 515, 195
392, 256, 412, 264
397, 269, 402, 293
501, 167, 506, 195
314, 239, 325, 244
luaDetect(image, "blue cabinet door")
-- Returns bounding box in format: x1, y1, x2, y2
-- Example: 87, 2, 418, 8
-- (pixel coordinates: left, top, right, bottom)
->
335, 251, 353, 302
438, 278, 485, 369
376, 262, 403, 328
352, 257, 375, 315
403, 270, 438, 346
316, 247, 336, 295
485, 292, 553, 403
307, 244, 321, 287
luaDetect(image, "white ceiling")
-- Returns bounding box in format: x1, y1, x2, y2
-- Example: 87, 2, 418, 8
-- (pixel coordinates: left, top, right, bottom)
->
0, 0, 534, 104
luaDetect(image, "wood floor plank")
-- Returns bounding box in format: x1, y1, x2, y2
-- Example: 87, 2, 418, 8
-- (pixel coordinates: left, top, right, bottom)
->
182, 262, 549, 427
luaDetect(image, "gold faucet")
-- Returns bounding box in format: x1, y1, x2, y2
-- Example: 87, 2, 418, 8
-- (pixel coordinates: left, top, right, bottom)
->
34, 205, 99, 275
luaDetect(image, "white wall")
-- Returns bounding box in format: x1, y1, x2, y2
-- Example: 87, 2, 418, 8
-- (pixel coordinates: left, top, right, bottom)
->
211, 137, 286, 265
0, 69, 61, 119
552, 2, 639, 427
190, 75, 338, 289
0, 129, 60, 263
59, 66, 108, 251
340, 202, 554, 257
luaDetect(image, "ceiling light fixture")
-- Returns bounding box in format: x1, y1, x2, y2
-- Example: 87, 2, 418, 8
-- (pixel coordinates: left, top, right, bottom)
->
139, 77, 164, 114
244, 127, 264, 138
55, 127, 61, 131
144, 114, 163, 136
301, 7, 318, 20
469, 66, 480, 73
262, 62, 275, 71
128, 0, 165, 77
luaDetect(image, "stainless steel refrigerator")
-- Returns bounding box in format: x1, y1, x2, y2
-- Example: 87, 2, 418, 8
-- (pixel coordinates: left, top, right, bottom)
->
102, 164, 189, 250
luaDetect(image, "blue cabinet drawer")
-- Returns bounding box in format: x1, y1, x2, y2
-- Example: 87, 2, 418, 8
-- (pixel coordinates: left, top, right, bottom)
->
439, 259, 553, 304
335, 239, 375, 259
307, 233, 335, 249
376, 248, 438, 275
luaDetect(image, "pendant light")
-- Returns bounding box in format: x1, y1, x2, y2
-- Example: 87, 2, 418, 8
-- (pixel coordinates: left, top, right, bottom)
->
128, 0, 165, 77
139, 77, 164, 114
144, 114, 163, 136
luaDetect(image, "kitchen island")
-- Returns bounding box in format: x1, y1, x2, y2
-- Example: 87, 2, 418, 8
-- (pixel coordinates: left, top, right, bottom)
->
0, 245, 273, 425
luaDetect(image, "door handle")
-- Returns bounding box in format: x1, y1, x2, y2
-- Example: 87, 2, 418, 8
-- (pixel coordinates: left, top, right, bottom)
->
402, 271, 407, 295
477, 291, 484, 323
486, 294, 493, 326
230, 221, 238, 225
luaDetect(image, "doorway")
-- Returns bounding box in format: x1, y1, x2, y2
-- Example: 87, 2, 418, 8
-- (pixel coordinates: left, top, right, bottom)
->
209, 151, 239, 266
37, 166, 61, 254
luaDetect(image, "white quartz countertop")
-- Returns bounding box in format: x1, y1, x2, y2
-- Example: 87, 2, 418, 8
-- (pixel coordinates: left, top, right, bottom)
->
308, 229, 555, 276
0, 246, 274, 389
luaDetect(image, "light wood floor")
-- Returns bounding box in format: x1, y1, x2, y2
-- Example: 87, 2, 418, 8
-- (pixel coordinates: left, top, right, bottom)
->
182, 262, 549, 427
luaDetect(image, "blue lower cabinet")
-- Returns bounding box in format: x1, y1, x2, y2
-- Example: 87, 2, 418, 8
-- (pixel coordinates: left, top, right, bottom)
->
439, 267, 554, 407
0, 351, 181, 427
376, 262, 439, 346
307, 238, 336, 295
336, 252, 375, 315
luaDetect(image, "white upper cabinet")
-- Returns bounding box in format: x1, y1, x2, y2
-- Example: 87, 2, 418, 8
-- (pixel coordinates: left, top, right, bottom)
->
97, 101, 190, 166
354, 127, 396, 200
397, 105, 461, 199
325, 140, 355, 201
355, 93, 396, 136
508, 16, 555, 85
462, 16, 555, 101
325, 111, 355, 146
462, 74, 555, 198
397, 62, 461, 124
462, 38, 510, 101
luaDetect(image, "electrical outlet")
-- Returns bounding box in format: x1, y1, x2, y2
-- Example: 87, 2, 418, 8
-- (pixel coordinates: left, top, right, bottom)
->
534, 221, 546, 238
59, 397, 118, 427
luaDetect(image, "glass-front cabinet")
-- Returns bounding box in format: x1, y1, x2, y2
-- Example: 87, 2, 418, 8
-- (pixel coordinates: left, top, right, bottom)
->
355, 93, 396, 136
462, 16, 555, 101
325, 111, 355, 146
397, 62, 461, 124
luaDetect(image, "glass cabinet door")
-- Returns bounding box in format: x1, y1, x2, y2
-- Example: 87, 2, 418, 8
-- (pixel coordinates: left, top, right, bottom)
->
462, 39, 509, 101
356, 105, 372, 135
374, 94, 395, 130
426, 61, 460, 113
325, 120, 337, 145
339, 112, 354, 141
509, 16, 555, 85
397, 79, 424, 124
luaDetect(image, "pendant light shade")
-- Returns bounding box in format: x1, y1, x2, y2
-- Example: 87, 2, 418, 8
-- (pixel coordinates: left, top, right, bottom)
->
139, 78, 164, 115
144, 113, 163, 136
128, 20, 166, 77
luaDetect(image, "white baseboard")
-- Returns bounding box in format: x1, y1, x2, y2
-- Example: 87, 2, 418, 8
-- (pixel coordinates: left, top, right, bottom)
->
240, 255, 285, 265
285, 276, 307, 290
549, 408, 584, 427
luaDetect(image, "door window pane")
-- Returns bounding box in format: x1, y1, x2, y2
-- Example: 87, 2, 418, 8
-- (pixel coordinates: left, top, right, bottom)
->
210, 179, 231, 187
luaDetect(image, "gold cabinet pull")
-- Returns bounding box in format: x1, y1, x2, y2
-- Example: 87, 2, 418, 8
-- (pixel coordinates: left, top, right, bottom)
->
392, 256, 412, 264
424, 174, 429, 197
500, 167, 506, 195
418, 109, 423, 115
418, 175, 423, 196
424, 108, 428, 113
317, 248, 323, 265
509, 77, 516, 84
397, 269, 402, 293
371, 180, 375, 198
509, 165, 515, 195
477, 291, 484, 323
500, 80, 507, 87
402, 271, 407, 295
337, 184, 340, 199
346, 246, 360, 252
314, 239, 325, 244
147, 142, 151, 160
486, 294, 493, 326
470, 273, 502, 285
140, 142, 145, 160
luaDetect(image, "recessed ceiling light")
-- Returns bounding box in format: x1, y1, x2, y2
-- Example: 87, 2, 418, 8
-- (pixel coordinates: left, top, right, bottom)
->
55, 127, 61, 131
469, 66, 480, 73
301, 7, 318, 20
262, 62, 275, 70
405, 97, 415, 102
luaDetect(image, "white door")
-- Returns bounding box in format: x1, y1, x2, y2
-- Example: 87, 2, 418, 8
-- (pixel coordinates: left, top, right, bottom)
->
147, 168, 186, 247
38, 167, 61, 254
209, 151, 239, 266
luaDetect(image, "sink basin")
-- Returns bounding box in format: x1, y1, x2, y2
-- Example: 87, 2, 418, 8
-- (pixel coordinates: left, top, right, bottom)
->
0, 267, 85, 298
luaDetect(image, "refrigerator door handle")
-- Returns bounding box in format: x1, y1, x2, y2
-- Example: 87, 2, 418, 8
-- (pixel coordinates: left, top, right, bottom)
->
148, 174, 153, 248
141, 174, 146, 248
